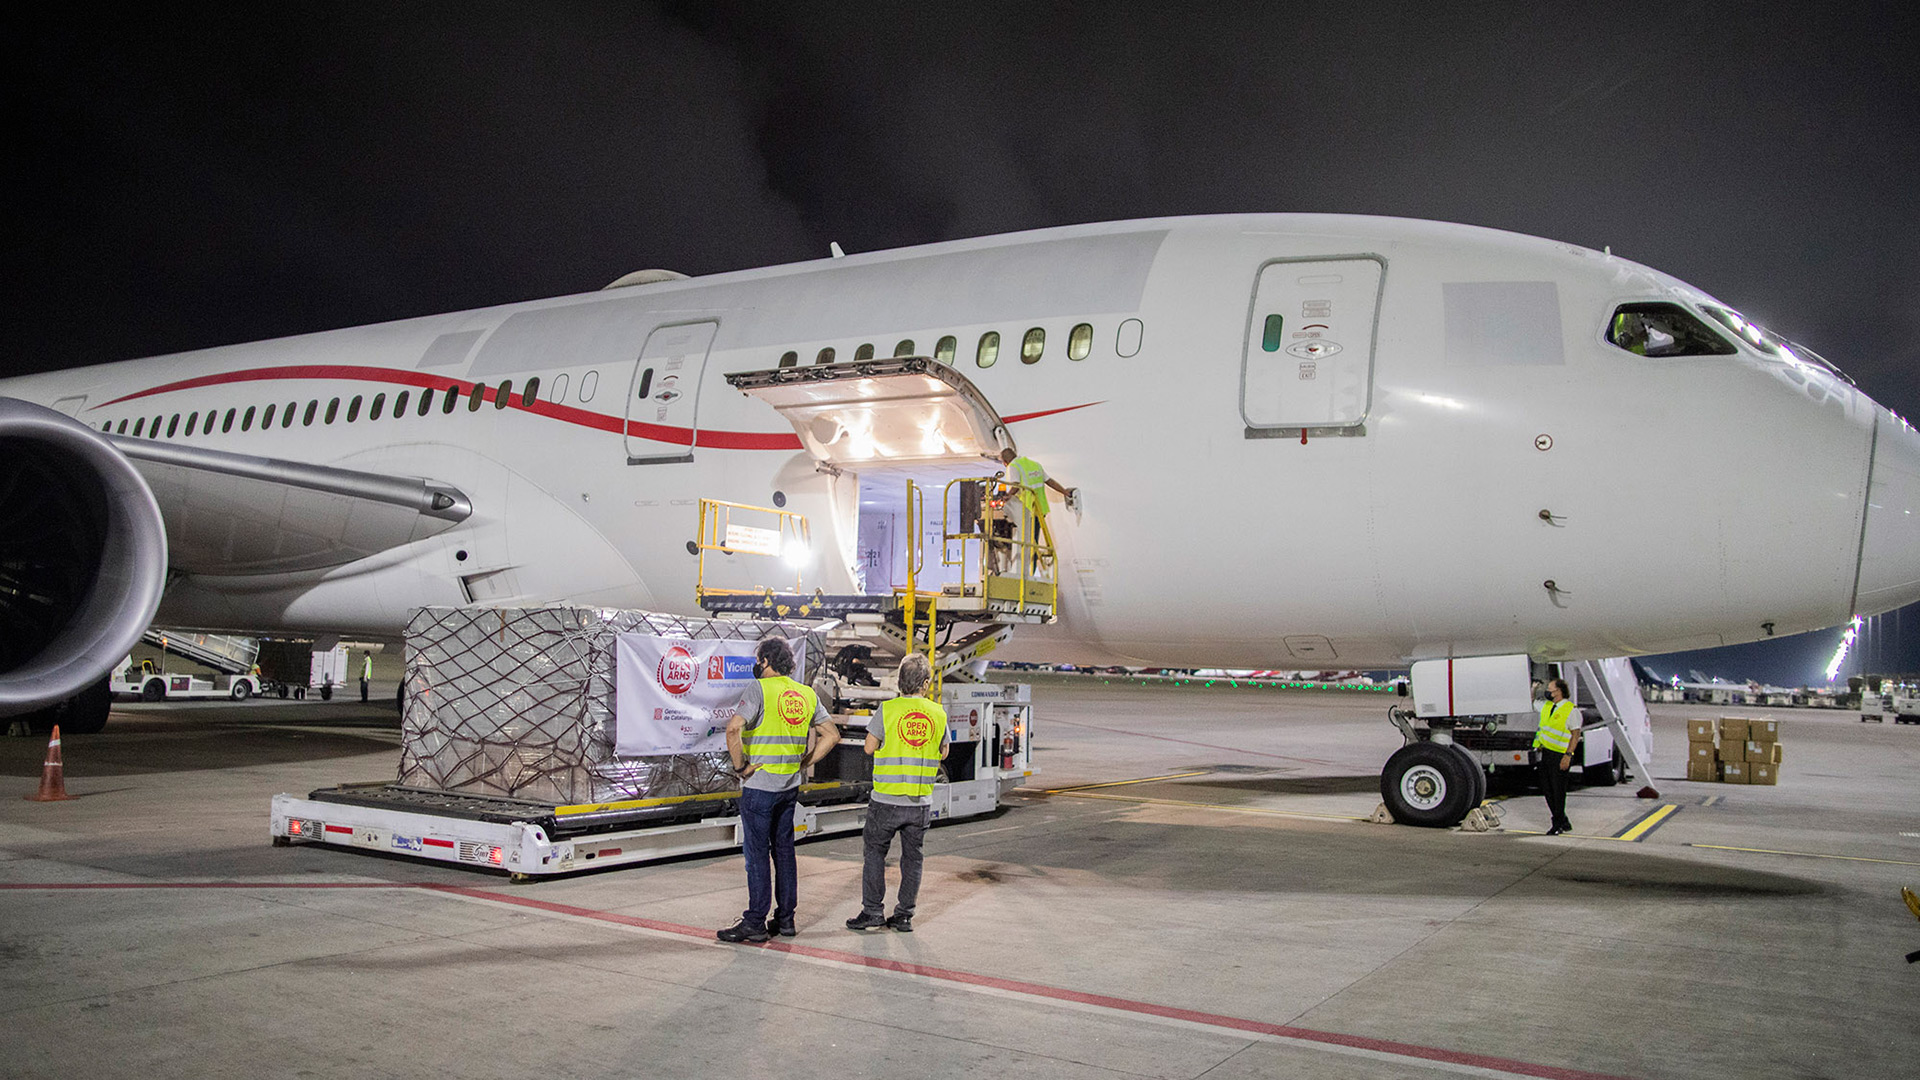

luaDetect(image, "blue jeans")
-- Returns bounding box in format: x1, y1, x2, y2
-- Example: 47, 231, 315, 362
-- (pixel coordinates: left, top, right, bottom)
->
739, 786, 799, 924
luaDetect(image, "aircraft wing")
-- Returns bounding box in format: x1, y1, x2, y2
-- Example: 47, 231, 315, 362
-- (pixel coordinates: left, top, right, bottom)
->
110, 437, 471, 575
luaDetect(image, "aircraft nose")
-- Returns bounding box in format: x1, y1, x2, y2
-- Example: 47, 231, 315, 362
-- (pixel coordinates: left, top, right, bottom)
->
1855, 406, 1920, 614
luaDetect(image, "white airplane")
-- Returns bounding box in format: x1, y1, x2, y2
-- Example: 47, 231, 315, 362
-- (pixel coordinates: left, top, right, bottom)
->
4, 213, 1917, 815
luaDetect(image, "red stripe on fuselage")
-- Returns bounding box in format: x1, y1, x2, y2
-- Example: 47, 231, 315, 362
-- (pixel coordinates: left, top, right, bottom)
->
89, 364, 1096, 449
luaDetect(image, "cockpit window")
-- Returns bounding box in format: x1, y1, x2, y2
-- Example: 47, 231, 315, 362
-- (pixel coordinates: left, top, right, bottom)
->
1700, 304, 1855, 384
1606, 303, 1736, 357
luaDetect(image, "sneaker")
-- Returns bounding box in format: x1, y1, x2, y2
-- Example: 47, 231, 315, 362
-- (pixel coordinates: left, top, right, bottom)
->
716, 919, 769, 943
845, 910, 888, 931
767, 918, 796, 938
886, 913, 913, 933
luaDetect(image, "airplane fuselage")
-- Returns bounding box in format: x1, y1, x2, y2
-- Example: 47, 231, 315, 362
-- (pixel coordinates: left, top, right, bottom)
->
6, 215, 1915, 670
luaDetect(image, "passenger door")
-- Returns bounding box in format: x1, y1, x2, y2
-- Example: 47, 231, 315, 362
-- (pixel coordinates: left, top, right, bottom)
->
1241, 256, 1384, 435
625, 320, 718, 464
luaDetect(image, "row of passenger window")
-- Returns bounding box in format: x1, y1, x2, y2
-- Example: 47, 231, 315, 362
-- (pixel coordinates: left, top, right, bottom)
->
775, 323, 1098, 370
99, 378, 545, 439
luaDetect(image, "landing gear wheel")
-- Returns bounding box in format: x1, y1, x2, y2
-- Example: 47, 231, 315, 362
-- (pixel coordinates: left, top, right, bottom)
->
1583, 750, 1625, 787
231, 681, 252, 701
319, 685, 332, 701
141, 679, 166, 702
26, 678, 112, 734
1381, 742, 1476, 827
1446, 744, 1487, 808
277, 685, 289, 699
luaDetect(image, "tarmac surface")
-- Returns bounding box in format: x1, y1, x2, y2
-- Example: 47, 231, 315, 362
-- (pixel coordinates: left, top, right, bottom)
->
2, 676, 1916, 1079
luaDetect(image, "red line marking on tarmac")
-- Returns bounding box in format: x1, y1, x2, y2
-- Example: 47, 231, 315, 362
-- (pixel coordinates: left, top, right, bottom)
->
3, 880, 1631, 1078
418, 883, 1630, 1080
1041, 715, 1337, 767
0, 882, 415, 890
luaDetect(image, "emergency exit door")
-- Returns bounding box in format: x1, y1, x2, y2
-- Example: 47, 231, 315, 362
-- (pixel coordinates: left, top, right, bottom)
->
1240, 256, 1384, 435
625, 320, 718, 465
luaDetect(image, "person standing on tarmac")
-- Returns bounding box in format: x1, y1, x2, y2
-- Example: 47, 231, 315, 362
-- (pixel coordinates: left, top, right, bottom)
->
359, 651, 373, 702
847, 652, 949, 933
1534, 678, 1581, 835
717, 637, 839, 944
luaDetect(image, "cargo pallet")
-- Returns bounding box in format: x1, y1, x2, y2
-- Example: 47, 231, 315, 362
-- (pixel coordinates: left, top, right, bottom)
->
271, 683, 1034, 879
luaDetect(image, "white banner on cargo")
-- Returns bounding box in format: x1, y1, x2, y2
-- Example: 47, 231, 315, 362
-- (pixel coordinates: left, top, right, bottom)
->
613, 634, 807, 756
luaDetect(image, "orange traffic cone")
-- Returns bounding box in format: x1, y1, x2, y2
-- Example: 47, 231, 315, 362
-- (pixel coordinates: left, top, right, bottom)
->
24, 725, 72, 802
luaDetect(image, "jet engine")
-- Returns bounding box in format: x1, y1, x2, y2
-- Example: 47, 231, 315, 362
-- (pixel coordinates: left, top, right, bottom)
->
0, 399, 167, 730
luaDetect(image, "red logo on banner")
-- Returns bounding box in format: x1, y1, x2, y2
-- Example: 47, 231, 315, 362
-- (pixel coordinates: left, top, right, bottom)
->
657, 646, 698, 696
899, 711, 934, 747
778, 689, 809, 726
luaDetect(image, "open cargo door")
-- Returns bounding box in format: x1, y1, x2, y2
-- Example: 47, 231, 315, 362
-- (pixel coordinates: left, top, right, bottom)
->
725, 356, 1009, 468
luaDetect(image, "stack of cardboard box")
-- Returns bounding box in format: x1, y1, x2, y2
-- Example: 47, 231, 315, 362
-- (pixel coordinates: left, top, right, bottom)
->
1685, 716, 1783, 784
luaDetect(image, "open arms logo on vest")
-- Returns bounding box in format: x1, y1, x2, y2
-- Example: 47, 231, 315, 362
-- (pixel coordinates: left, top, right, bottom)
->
899, 711, 934, 747
777, 688, 810, 726
656, 645, 697, 696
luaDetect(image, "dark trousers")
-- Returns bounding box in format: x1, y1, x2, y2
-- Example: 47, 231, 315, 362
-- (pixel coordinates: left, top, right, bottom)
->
861, 801, 930, 918
359, 677, 369, 702
1537, 751, 1572, 830
739, 786, 799, 924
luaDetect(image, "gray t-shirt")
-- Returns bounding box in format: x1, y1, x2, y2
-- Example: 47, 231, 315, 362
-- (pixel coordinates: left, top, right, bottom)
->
734, 681, 831, 793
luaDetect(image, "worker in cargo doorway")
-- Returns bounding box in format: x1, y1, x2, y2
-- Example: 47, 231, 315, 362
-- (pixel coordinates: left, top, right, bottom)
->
717, 637, 839, 944
359, 651, 372, 702
1534, 678, 1581, 835
997, 447, 1077, 573
847, 652, 949, 933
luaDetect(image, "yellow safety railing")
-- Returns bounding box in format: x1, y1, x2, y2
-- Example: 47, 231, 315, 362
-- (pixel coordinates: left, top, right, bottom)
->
896, 482, 944, 691
694, 498, 812, 601
940, 476, 1056, 612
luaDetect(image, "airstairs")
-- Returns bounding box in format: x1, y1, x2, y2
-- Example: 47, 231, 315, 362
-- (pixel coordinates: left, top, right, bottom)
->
1572, 657, 1659, 798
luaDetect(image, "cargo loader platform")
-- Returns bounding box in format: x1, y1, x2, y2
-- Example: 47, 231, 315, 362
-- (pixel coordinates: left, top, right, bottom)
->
270, 675, 1035, 880
271, 778, 874, 879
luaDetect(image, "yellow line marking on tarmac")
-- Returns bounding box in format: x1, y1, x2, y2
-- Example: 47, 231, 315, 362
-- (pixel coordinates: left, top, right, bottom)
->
1687, 844, 1920, 867
1614, 803, 1680, 842
1505, 829, 1634, 841
1042, 771, 1212, 794
1045, 789, 1368, 822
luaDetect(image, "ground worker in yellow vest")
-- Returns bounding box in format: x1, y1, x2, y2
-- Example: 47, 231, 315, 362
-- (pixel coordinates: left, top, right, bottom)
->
716, 637, 839, 944
997, 447, 1078, 573
1534, 677, 1581, 835
846, 653, 950, 933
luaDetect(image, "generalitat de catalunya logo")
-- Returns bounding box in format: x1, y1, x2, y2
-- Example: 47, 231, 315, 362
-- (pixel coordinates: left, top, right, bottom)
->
657, 645, 698, 696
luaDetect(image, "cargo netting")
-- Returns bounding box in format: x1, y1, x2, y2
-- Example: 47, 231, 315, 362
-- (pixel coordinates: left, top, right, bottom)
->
398, 607, 825, 805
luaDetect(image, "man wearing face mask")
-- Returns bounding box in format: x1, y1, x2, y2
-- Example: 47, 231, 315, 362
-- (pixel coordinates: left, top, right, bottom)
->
716, 637, 840, 943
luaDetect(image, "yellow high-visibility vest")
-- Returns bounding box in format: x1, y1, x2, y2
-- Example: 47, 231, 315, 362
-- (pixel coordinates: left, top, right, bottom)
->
1008, 456, 1050, 518
746, 676, 816, 775
1534, 699, 1575, 753
872, 696, 947, 798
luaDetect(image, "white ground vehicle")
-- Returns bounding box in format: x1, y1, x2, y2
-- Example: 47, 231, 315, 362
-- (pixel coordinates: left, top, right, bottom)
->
111, 658, 264, 702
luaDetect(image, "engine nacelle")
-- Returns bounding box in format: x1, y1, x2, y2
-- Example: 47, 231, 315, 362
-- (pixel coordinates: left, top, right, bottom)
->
0, 399, 167, 719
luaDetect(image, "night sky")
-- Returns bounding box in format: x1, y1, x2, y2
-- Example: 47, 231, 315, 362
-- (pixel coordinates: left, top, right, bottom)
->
6, 3, 1917, 683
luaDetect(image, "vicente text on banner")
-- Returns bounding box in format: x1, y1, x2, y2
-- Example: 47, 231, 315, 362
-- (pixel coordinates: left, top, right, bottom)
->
612, 634, 807, 756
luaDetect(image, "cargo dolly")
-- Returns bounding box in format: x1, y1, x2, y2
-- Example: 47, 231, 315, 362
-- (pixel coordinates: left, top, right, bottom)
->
270, 681, 1035, 879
